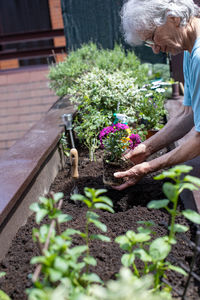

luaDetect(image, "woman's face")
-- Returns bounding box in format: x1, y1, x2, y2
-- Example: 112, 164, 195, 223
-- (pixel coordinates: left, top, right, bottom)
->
140, 16, 187, 55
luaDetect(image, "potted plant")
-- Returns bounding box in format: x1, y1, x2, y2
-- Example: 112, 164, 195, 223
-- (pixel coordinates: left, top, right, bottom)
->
99, 123, 141, 186
135, 82, 168, 138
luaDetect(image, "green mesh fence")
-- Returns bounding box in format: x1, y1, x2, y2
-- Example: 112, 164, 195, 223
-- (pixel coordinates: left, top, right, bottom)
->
61, 0, 166, 64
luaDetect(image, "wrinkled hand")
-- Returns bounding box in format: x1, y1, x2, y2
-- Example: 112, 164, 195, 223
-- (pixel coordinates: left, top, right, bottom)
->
123, 143, 148, 165
112, 162, 149, 191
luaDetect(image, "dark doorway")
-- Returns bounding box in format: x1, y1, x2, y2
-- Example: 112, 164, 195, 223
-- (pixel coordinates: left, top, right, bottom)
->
0, 0, 53, 66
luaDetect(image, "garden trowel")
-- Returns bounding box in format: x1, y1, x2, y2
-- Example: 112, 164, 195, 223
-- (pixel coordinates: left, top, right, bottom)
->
70, 148, 79, 195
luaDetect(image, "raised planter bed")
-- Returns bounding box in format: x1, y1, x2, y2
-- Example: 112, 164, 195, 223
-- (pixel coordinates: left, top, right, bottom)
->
0, 97, 200, 299
0, 96, 75, 260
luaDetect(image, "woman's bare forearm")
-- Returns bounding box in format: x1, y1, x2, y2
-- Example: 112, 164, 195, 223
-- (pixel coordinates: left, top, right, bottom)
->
145, 129, 200, 173
143, 105, 194, 157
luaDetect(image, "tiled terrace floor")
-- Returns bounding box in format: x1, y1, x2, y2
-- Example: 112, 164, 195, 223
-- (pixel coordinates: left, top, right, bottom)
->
0, 65, 58, 156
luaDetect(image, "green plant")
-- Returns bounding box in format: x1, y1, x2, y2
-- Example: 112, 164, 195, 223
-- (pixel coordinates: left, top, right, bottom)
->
0, 273, 11, 300
115, 165, 200, 291
28, 189, 114, 300
48, 43, 150, 97
27, 268, 173, 300
60, 132, 70, 157
148, 165, 200, 242
71, 188, 114, 271
69, 68, 140, 160
99, 123, 141, 163
135, 82, 167, 130
73, 109, 113, 161
115, 222, 185, 291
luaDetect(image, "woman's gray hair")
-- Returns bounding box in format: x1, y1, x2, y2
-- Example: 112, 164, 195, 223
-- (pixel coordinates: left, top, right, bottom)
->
121, 0, 200, 45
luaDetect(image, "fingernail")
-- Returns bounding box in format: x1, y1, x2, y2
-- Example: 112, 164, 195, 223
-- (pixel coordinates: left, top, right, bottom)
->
114, 172, 119, 178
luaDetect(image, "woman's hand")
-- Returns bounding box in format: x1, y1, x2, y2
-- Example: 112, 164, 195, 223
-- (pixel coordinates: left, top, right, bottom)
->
112, 162, 149, 191
123, 143, 149, 165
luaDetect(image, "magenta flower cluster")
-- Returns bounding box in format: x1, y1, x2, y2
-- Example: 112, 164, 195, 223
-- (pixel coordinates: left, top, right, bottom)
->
128, 133, 141, 149
99, 123, 129, 146
99, 123, 141, 150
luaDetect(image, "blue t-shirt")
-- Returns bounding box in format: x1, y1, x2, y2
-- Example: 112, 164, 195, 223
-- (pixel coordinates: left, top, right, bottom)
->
183, 37, 200, 132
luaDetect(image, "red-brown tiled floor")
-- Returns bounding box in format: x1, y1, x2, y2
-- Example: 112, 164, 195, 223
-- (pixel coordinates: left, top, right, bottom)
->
0, 65, 58, 156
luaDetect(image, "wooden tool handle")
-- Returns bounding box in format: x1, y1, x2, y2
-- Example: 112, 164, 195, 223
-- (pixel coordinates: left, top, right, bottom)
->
70, 148, 79, 179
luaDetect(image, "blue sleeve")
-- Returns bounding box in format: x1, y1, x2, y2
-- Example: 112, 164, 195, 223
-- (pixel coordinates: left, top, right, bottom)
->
190, 53, 200, 132
183, 51, 191, 106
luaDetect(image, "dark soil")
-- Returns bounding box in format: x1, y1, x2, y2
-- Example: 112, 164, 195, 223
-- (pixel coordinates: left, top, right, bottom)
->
0, 146, 200, 300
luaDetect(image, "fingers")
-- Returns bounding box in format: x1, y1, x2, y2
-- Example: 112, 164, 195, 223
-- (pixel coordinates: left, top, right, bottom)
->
114, 170, 130, 178
111, 179, 135, 191
124, 150, 134, 160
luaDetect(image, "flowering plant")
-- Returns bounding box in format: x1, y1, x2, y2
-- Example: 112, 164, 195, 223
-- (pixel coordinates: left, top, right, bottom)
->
99, 123, 141, 162
135, 81, 168, 130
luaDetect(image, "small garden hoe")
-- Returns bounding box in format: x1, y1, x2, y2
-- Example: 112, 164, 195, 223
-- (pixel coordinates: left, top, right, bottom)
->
62, 113, 79, 194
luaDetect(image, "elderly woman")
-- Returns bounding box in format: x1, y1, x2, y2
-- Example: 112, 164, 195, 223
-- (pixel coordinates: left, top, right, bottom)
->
114, 0, 200, 190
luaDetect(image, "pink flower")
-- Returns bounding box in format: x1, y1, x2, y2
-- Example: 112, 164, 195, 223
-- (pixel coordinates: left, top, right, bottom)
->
99, 123, 141, 150
128, 133, 141, 149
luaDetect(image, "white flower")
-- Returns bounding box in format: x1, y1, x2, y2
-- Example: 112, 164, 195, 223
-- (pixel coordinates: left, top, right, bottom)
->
146, 93, 153, 97
155, 88, 165, 93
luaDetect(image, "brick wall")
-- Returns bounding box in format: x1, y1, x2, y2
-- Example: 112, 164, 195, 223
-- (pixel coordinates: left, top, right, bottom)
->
0, 59, 19, 70
0, 0, 66, 70
48, 0, 66, 62
0, 66, 58, 155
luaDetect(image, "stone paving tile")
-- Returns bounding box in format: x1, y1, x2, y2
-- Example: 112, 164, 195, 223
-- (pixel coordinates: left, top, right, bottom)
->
0, 66, 59, 155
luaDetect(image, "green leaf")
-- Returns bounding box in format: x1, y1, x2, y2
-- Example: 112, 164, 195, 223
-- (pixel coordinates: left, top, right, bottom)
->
36, 209, 48, 224
90, 234, 110, 242
62, 228, 82, 237
173, 165, 193, 173
94, 196, 113, 207
154, 171, 175, 180
94, 203, 114, 213
182, 209, 200, 224
68, 245, 88, 256
81, 273, 103, 284
126, 231, 151, 243
84, 189, 93, 199
38, 196, 48, 205
179, 183, 198, 193
168, 264, 187, 276
29, 202, 40, 213
137, 220, 156, 227
70, 194, 86, 202
89, 219, 107, 232
54, 257, 69, 273
134, 249, 152, 262
53, 192, 64, 203
86, 211, 99, 220
57, 214, 72, 223
121, 253, 135, 267
115, 235, 129, 245
137, 227, 152, 234
94, 189, 107, 196
83, 256, 97, 266
48, 268, 62, 282
147, 199, 169, 209
0, 272, 6, 278
163, 182, 177, 202
149, 237, 171, 261
168, 224, 188, 233
184, 175, 200, 186
0, 290, 11, 300
30, 256, 47, 265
